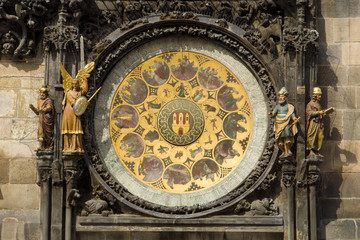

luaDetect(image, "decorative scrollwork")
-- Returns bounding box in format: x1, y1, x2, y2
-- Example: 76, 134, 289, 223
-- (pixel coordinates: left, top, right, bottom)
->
283, 26, 319, 52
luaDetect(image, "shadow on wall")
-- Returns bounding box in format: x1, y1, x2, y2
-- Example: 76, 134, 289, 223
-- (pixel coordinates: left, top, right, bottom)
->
316, 0, 359, 238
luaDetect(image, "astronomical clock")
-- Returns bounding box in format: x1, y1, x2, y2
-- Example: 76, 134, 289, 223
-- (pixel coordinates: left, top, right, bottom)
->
90, 34, 274, 217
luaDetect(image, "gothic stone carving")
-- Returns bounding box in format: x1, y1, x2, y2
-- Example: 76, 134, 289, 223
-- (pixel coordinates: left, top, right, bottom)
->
279, 155, 297, 188
234, 198, 279, 216
282, 26, 319, 52
36, 152, 53, 186
43, 25, 79, 52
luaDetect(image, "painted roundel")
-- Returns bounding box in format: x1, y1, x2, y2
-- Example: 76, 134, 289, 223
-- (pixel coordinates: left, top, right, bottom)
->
108, 51, 253, 194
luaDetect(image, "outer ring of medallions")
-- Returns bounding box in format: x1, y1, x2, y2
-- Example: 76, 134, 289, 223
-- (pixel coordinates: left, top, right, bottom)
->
94, 34, 269, 211
157, 99, 205, 146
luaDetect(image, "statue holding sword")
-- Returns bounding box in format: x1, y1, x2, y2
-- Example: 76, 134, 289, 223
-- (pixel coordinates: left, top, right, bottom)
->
60, 61, 98, 152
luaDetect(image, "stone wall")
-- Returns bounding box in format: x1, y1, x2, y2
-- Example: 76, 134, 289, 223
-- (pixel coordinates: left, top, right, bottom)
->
0, 57, 43, 239
0, 0, 359, 239
318, 1, 360, 239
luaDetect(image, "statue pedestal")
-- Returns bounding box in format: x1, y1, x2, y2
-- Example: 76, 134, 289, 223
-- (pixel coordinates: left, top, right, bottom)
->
63, 153, 84, 240
36, 151, 53, 240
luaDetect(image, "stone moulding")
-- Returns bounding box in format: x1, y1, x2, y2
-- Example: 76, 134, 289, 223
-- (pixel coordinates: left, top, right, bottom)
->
82, 17, 278, 218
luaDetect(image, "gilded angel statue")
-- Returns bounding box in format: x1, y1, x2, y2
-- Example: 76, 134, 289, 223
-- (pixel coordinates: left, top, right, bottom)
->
60, 61, 95, 152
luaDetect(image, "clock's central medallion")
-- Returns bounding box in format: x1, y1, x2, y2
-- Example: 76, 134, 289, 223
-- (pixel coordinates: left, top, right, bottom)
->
158, 99, 204, 146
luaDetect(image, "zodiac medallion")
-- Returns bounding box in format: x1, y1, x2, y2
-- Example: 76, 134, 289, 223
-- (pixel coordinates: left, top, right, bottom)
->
109, 51, 253, 194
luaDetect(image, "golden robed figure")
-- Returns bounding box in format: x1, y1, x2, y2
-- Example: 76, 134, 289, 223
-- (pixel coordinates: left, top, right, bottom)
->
60, 61, 95, 152
306, 87, 335, 157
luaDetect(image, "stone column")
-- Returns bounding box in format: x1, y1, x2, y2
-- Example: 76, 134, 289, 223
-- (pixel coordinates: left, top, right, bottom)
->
306, 157, 323, 240
36, 152, 53, 240
63, 153, 83, 240
279, 155, 297, 240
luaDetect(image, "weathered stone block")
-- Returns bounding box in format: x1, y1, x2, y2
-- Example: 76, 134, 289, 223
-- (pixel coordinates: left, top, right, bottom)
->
319, 219, 356, 240
0, 140, 37, 159
317, 18, 333, 44
349, 0, 360, 18
322, 86, 356, 110
321, 199, 360, 219
1, 217, 24, 240
0, 209, 40, 238
18, 89, 38, 118
333, 140, 360, 172
349, 66, 360, 86
20, 77, 43, 89
318, 44, 342, 66
323, 173, 360, 198
0, 62, 45, 77
318, 65, 348, 87
357, 87, 360, 109
344, 43, 360, 65
10, 119, 38, 140
333, 18, 349, 43
321, 140, 360, 172
0, 78, 21, 88
26, 222, 40, 240
349, 18, 360, 42
320, 0, 360, 18
0, 90, 17, 117
320, 0, 349, 18
0, 160, 9, 184
319, 142, 334, 171
9, 159, 36, 184
326, 110, 343, 141
0, 119, 12, 139
0, 184, 39, 210
343, 111, 360, 140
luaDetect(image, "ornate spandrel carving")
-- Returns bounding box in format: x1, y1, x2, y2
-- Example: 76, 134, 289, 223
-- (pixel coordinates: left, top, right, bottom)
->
63, 153, 84, 208
63, 154, 84, 185
297, 157, 323, 187
279, 155, 297, 188
198, 1, 214, 17
43, 25, 79, 52
282, 26, 319, 53
259, 173, 277, 191
282, 0, 319, 53
36, 152, 53, 186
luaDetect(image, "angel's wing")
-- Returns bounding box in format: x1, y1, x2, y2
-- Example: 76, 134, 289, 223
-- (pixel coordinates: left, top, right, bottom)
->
59, 62, 74, 93
75, 62, 95, 88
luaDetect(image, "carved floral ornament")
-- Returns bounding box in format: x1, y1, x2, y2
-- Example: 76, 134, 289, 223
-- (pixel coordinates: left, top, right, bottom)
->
80, 21, 279, 218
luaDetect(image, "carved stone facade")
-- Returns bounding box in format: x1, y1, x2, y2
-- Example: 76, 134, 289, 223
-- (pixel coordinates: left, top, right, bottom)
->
0, 1, 358, 240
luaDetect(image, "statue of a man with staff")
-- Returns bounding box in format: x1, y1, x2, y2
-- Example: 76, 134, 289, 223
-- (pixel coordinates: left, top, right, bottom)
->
269, 87, 299, 158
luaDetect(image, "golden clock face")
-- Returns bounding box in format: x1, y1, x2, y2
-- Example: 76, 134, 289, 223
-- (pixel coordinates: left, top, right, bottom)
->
109, 51, 253, 194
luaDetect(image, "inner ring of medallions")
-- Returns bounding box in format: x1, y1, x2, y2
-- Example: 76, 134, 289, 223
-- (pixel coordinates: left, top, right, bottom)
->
157, 99, 205, 146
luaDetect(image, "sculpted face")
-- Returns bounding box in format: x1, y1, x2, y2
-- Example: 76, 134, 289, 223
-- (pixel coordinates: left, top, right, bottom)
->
278, 94, 287, 104
72, 80, 80, 91
40, 91, 47, 100
315, 94, 322, 102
